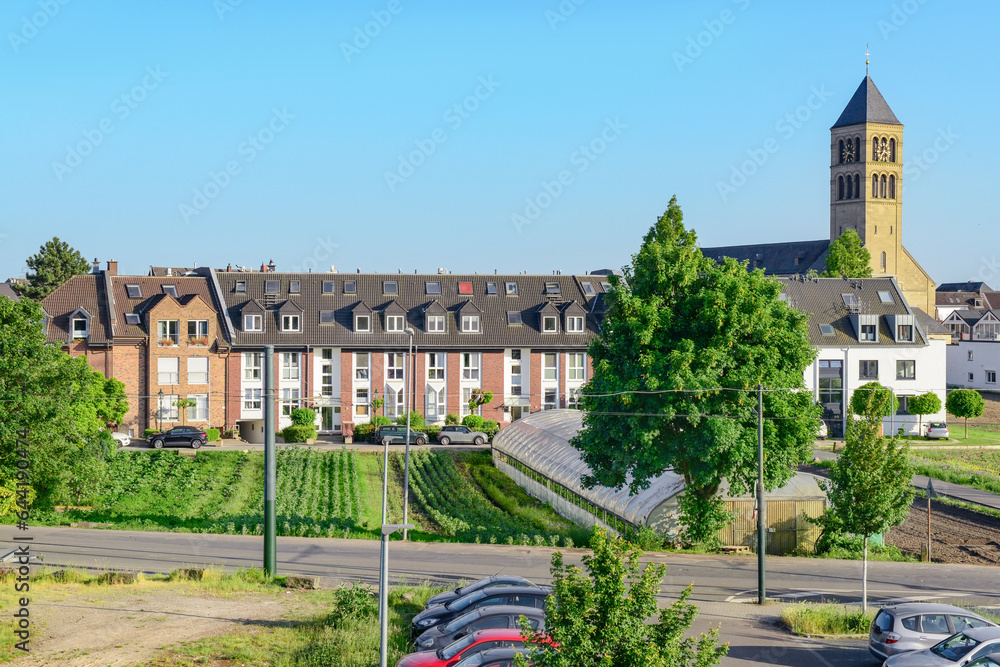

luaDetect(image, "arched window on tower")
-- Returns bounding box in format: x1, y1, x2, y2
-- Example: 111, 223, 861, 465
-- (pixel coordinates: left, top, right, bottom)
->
872, 137, 879, 161
846, 174, 853, 199
889, 174, 896, 199
880, 174, 887, 198
853, 174, 860, 198
872, 174, 879, 198
855, 136, 861, 158
881, 251, 887, 271
838, 175, 845, 200
838, 139, 844, 164
889, 138, 896, 162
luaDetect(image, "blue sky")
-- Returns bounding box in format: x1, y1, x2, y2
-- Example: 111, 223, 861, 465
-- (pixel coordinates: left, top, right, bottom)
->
2, 1, 997, 284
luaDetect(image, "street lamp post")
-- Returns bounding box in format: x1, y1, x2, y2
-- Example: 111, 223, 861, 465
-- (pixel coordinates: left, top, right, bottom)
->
379, 522, 414, 667
402, 328, 414, 540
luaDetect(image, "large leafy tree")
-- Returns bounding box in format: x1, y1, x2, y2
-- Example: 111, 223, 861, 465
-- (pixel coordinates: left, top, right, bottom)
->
818, 386, 913, 613
572, 198, 820, 542
0, 297, 126, 508
908, 392, 942, 438
516, 528, 727, 667
821, 229, 872, 279
18, 236, 91, 300
946, 389, 985, 438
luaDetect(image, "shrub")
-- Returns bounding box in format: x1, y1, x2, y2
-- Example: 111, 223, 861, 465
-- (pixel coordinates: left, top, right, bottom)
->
326, 582, 378, 628
481, 420, 499, 440
281, 424, 316, 443
289, 407, 316, 426
462, 415, 485, 429
395, 411, 426, 429
206, 428, 221, 442
354, 423, 375, 442
425, 425, 441, 441
143, 429, 157, 438
445, 413, 460, 425
372, 415, 392, 427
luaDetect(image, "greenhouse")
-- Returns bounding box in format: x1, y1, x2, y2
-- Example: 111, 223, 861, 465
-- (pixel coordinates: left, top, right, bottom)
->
492, 410, 827, 555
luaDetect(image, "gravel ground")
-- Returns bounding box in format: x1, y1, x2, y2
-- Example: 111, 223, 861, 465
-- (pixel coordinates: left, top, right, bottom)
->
885, 496, 1000, 565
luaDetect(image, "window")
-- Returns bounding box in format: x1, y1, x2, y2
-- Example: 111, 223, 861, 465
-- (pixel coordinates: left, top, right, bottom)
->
187, 394, 208, 422
878, 291, 893, 304
344, 281, 357, 294
507, 311, 522, 325
320, 310, 336, 324
125, 313, 140, 325
243, 352, 262, 380
72, 316, 89, 339
544, 353, 558, 380
281, 388, 301, 416
355, 388, 369, 415
582, 282, 595, 296
355, 314, 370, 332
988, 371, 997, 384
387, 353, 404, 380
896, 395, 911, 415
462, 315, 480, 333
458, 281, 473, 295
187, 319, 208, 344
321, 354, 334, 397
282, 314, 301, 332
510, 385, 522, 396
486, 282, 498, 295
289, 280, 300, 293
968, 350, 975, 362
425, 281, 441, 295
462, 353, 480, 380
244, 388, 261, 410
162, 285, 178, 298
386, 387, 404, 418
568, 353, 586, 381
462, 388, 474, 416
567, 316, 584, 332
600, 281, 612, 292
545, 282, 561, 295
860, 324, 876, 342
510, 361, 522, 385
157, 357, 179, 385
544, 389, 558, 410
158, 319, 179, 345
819, 324, 835, 336
265, 280, 280, 294
126, 284, 142, 298
426, 387, 446, 421
322, 280, 335, 294
505, 282, 518, 296
159, 393, 179, 421
355, 353, 369, 380
969, 372, 975, 382
188, 357, 209, 384
542, 315, 557, 333
511, 349, 521, 361
383, 281, 398, 295
280, 352, 300, 380
427, 314, 445, 332
244, 314, 262, 332
235, 281, 247, 293
897, 324, 914, 342
859, 360, 878, 380
568, 387, 582, 409
386, 314, 404, 332
427, 352, 445, 380
897, 360, 916, 380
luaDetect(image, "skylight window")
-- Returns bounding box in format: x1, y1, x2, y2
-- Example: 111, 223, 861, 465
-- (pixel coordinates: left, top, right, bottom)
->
505, 282, 518, 296
265, 280, 280, 294
458, 281, 473, 295
486, 282, 498, 295
600, 281, 612, 293
289, 280, 300, 293
581, 282, 595, 296
162, 285, 178, 298
507, 311, 523, 325
319, 310, 336, 324
126, 284, 142, 298
819, 324, 835, 336
426, 281, 441, 295
125, 313, 140, 325
842, 293, 860, 309
383, 281, 398, 295
322, 281, 335, 294
878, 291, 894, 304
235, 281, 247, 293
545, 282, 561, 295
344, 281, 357, 294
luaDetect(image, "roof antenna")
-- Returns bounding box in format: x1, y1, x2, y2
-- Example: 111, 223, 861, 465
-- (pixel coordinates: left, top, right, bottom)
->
865, 43, 870, 77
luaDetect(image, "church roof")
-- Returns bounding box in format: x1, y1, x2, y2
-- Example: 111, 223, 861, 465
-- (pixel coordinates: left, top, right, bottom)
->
701, 239, 830, 276
831, 76, 902, 129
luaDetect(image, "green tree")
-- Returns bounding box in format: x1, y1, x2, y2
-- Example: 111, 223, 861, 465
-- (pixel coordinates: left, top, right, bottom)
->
946, 389, 985, 438
849, 382, 898, 419
817, 388, 912, 613
18, 237, 91, 300
174, 398, 196, 425
907, 392, 942, 438
516, 528, 727, 667
468, 388, 494, 416
572, 198, 820, 543
821, 229, 872, 279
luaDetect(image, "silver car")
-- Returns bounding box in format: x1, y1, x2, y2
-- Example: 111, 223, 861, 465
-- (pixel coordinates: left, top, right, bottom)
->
870, 604, 996, 660
414, 605, 545, 651
437, 425, 488, 446
883, 626, 1000, 665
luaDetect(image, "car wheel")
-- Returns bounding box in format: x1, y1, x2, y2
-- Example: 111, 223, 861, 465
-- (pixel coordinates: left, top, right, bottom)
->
473, 436, 485, 445
439, 436, 450, 446
415, 437, 426, 446
151, 439, 163, 449
191, 439, 202, 449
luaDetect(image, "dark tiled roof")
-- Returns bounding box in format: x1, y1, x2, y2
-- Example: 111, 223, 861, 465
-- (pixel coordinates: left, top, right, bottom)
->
831, 76, 902, 128
110, 276, 227, 344
0, 282, 20, 301
936, 291, 980, 307
912, 307, 949, 335
41, 274, 113, 345
213, 271, 606, 349
702, 240, 830, 276
777, 276, 926, 347
947, 309, 986, 326
937, 281, 992, 294
985, 293, 1000, 310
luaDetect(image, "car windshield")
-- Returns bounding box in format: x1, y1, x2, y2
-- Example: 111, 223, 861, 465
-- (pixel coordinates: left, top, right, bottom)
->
931, 633, 980, 660
438, 634, 476, 660
450, 590, 487, 612
444, 610, 481, 633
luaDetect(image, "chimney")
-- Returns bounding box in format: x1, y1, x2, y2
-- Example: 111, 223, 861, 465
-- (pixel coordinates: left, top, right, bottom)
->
227, 263, 232, 272
106, 260, 118, 276
91, 257, 100, 274
260, 263, 267, 273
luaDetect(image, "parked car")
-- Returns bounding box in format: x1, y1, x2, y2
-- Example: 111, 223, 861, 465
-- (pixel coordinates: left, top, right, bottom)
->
926, 422, 950, 440
968, 658, 1000, 667
376, 424, 428, 446
437, 425, 488, 446
451, 647, 535, 667
415, 605, 545, 651
883, 626, 1000, 665
397, 629, 533, 667
870, 603, 997, 661
411, 586, 550, 639
147, 426, 208, 449
426, 575, 536, 609
110, 432, 131, 447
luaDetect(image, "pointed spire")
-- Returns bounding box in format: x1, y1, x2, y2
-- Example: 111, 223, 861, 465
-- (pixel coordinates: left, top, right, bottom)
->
831, 76, 902, 128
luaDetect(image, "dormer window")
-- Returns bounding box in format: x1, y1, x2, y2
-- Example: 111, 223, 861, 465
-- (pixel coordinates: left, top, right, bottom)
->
542, 315, 558, 333
897, 324, 913, 342
265, 280, 280, 294
427, 315, 445, 332
282, 314, 301, 332
72, 315, 89, 339
975, 298, 984, 309
244, 314, 262, 332
383, 281, 398, 295
162, 285, 178, 298
462, 315, 480, 333
355, 314, 370, 332
567, 316, 584, 332
860, 324, 876, 341
126, 284, 142, 298
386, 314, 404, 332
458, 281, 473, 295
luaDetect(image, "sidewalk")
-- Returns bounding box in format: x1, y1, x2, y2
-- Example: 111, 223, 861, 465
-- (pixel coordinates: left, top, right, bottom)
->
812, 448, 1000, 511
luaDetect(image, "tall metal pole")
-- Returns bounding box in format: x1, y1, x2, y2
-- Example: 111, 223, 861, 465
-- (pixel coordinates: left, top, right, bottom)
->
757, 383, 766, 605
402, 328, 414, 540
264, 345, 276, 576
379, 523, 414, 667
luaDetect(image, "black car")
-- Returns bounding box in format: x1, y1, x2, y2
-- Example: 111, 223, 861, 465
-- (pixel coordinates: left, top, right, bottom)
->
414, 605, 545, 651
411, 586, 550, 639
425, 575, 536, 609
376, 424, 428, 446
147, 426, 208, 449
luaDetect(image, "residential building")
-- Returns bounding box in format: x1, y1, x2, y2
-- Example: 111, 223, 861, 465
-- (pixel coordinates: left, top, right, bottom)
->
936, 281, 997, 321
946, 339, 1000, 391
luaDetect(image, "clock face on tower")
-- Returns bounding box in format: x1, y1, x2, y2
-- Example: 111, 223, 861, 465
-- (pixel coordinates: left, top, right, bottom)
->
841, 139, 855, 163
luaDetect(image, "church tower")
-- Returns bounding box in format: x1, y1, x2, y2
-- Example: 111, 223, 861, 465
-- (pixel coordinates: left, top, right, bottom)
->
829, 76, 903, 277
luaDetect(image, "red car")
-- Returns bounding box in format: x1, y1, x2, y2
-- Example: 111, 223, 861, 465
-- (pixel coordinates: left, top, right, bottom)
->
397, 628, 535, 667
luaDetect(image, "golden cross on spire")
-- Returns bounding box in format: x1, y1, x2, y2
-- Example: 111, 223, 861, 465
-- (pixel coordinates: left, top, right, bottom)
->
866, 43, 870, 76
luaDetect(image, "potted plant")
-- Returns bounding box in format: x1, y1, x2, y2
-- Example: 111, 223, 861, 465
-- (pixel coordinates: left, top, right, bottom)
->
342, 422, 354, 444
159, 337, 175, 346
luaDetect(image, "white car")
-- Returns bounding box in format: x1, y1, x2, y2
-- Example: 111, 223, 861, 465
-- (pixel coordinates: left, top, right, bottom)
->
884, 626, 1000, 665
111, 432, 131, 447
926, 422, 950, 440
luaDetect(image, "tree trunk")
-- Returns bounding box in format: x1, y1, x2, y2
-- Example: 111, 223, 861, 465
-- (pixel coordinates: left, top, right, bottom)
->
862, 535, 869, 615
966, 417, 969, 439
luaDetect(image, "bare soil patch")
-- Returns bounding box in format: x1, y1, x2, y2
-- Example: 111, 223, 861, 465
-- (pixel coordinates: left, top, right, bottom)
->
964, 390, 1000, 431
885, 497, 1000, 566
